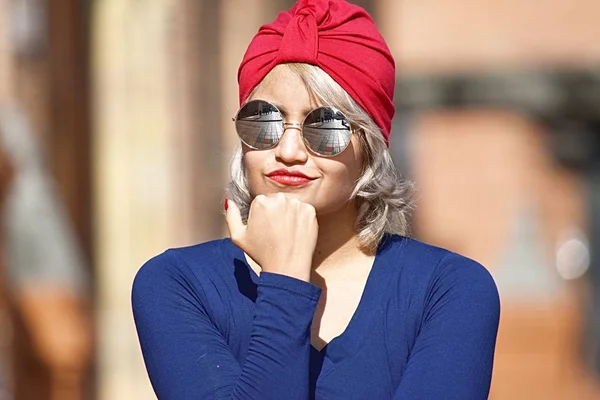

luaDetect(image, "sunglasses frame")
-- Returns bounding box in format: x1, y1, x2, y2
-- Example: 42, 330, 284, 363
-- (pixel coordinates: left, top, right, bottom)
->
232, 99, 355, 157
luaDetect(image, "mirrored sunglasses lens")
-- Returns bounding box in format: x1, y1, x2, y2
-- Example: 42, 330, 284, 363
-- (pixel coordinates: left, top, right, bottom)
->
235, 100, 283, 149
302, 107, 352, 156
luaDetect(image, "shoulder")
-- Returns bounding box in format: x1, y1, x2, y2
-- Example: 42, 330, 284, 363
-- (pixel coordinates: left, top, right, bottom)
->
381, 234, 454, 270
131, 238, 236, 299
384, 235, 495, 282
383, 235, 500, 311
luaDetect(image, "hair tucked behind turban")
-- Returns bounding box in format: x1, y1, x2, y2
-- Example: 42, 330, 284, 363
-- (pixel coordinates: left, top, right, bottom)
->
238, 0, 396, 146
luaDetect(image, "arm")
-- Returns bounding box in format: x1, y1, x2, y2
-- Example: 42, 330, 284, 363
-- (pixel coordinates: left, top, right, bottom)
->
393, 255, 501, 400
132, 250, 321, 400
14, 284, 91, 400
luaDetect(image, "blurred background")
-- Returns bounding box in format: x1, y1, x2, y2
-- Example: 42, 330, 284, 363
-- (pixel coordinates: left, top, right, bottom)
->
0, 0, 599, 399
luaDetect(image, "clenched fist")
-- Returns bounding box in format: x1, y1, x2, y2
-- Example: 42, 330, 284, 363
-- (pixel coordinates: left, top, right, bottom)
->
225, 193, 318, 282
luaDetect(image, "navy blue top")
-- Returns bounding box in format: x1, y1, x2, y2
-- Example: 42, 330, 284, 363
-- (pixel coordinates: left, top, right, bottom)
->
132, 235, 500, 399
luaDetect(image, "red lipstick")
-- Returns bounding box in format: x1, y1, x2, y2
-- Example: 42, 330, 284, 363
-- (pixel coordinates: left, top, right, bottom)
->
266, 169, 315, 186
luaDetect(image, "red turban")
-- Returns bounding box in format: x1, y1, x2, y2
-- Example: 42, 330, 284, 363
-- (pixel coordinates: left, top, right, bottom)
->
238, 0, 396, 146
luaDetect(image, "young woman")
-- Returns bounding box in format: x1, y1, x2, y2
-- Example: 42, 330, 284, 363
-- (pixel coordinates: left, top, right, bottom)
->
132, 1, 500, 399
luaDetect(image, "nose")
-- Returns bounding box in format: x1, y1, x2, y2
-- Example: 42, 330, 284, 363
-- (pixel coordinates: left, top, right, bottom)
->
274, 124, 309, 164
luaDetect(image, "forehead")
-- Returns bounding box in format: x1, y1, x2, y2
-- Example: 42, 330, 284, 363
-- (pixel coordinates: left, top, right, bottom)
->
249, 65, 321, 113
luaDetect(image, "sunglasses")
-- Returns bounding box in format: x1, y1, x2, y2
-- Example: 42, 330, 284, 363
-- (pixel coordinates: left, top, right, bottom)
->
232, 99, 354, 157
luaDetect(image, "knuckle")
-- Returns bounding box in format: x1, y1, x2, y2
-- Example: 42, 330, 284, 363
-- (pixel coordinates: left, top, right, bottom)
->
304, 207, 316, 220
252, 195, 267, 208
276, 192, 287, 201
229, 232, 242, 245
301, 202, 315, 213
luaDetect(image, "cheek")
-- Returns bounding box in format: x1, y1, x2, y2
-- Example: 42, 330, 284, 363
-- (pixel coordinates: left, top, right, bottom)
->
242, 151, 266, 192
242, 148, 261, 173
330, 144, 364, 183
318, 160, 361, 196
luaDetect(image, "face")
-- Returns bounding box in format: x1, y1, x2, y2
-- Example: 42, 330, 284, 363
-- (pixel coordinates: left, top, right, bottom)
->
242, 65, 364, 217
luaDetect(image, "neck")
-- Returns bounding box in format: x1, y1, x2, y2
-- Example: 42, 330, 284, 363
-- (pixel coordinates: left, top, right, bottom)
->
312, 202, 364, 271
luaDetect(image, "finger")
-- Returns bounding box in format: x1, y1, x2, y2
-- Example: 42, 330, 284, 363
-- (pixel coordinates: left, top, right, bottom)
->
224, 199, 245, 242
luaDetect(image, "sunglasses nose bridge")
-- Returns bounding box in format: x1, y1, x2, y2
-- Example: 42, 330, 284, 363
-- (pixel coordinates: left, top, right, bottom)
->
275, 122, 310, 162
282, 121, 302, 132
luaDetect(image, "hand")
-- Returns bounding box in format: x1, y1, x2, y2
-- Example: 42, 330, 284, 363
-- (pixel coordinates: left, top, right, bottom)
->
225, 194, 318, 282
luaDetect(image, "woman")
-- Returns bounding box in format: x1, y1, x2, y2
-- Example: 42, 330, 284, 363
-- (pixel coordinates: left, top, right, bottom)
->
132, 1, 500, 399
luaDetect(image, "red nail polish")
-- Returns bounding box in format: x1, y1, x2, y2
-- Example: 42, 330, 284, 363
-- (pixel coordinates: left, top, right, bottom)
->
224, 199, 229, 211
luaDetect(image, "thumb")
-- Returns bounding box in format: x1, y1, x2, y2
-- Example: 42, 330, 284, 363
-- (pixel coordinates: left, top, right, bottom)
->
224, 199, 245, 243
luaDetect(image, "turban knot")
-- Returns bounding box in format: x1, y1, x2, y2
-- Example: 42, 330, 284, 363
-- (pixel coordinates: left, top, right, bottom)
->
238, 0, 396, 145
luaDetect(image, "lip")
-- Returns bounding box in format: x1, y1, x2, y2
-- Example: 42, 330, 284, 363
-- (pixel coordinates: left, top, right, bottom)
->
266, 169, 316, 186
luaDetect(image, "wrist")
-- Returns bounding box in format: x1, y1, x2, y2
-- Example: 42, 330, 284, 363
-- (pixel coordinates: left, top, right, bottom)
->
261, 262, 311, 282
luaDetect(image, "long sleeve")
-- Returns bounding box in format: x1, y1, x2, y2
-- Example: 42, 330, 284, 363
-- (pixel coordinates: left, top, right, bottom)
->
131, 250, 321, 400
392, 254, 501, 400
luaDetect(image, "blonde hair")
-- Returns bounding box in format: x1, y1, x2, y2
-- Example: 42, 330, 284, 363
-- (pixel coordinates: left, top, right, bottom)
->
228, 63, 415, 254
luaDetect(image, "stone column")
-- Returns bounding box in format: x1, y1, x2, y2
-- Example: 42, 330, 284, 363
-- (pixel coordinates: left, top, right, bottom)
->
92, 1, 181, 398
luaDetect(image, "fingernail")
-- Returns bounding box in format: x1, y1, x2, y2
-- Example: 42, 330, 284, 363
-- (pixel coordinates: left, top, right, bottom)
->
224, 198, 229, 211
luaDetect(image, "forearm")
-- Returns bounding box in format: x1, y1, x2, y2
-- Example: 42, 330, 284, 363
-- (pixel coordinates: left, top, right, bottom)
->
230, 272, 320, 399
133, 257, 322, 400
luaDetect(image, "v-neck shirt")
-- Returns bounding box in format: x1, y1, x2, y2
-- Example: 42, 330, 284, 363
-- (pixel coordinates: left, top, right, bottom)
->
132, 234, 500, 399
